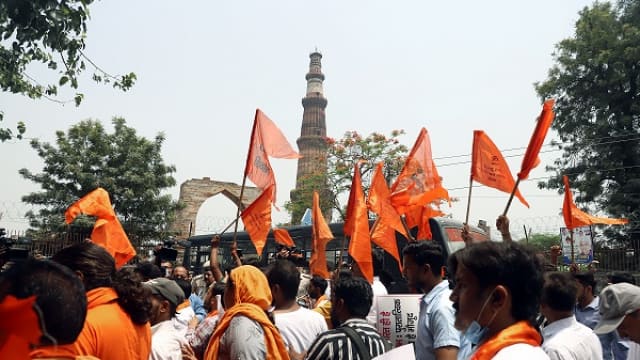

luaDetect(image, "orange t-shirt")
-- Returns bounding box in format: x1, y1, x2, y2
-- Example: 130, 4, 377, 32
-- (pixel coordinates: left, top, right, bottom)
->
74, 287, 151, 360
33, 287, 151, 360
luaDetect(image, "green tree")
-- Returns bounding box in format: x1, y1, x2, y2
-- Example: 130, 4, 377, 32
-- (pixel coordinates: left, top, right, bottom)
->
286, 130, 408, 223
20, 118, 179, 244
535, 0, 640, 253
0, 1, 136, 140
521, 233, 561, 253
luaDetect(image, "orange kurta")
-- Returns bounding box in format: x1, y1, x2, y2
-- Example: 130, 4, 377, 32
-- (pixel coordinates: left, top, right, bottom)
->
73, 287, 151, 360
29, 288, 150, 360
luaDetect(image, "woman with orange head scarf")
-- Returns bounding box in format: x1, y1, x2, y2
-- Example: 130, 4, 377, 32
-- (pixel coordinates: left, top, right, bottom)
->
204, 265, 289, 360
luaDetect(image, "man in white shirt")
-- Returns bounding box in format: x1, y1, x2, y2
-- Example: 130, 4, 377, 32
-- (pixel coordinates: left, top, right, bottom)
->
145, 278, 185, 360
366, 249, 389, 326
595, 283, 640, 346
266, 259, 328, 355
540, 272, 602, 359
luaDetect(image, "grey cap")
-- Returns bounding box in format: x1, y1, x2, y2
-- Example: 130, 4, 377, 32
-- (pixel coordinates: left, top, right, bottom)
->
144, 278, 185, 307
594, 283, 640, 334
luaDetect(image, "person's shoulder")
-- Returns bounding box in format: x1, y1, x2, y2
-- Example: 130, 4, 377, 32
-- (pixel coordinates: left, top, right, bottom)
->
493, 344, 549, 360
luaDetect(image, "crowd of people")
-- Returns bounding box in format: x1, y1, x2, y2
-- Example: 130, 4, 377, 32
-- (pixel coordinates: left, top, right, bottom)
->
1, 217, 640, 360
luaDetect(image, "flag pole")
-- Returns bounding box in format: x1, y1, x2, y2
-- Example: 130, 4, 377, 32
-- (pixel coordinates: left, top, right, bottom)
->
502, 178, 521, 216
338, 235, 348, 270
369, 218, 381, 237
233, 109, 259, 246
570, 228, 575, 265
464, 176, 473, 225
400, 215, 415, 242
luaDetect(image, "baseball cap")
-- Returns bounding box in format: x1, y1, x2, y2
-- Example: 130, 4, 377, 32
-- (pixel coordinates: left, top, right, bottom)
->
144, 278, 185, 307
594, 282, 640, 334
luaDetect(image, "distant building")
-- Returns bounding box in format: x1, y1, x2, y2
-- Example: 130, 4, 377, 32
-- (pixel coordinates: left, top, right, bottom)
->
290, 51, 331, 224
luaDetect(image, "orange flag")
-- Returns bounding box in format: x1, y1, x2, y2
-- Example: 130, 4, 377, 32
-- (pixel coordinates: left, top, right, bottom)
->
370, 223, 402, 272
471, 130, 529, 208
416, 206, 445, 240
244, 109, 301, 203
310, 191, 334, 279
391, 128, 449, 214
241, 185, 274, 255
273, 228, 295, 248
0, 295, 42, 360
345, 163, 373, 283
518, 99, 555, 180
368, 162, 408, 238
562, 176, 628, 230
65, 188, 135, 268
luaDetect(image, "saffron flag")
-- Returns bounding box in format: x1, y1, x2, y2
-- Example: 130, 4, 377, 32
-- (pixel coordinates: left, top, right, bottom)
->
391, 128, 449, 214
471, 131, 529, 208
310, 191, 334, 279
345, 163, 373, 283
368, 162, 408, 238
0, 295, 41, 360
416, 206, 445, 240
562, 176, 628, 230
241, 185, 274, 255
368, 162, 405, 269
65, 188, 136, 268
518, 100, 555, 180
273, 228, 295, 248
244, 109, 300, 203
370, 223, 402, 272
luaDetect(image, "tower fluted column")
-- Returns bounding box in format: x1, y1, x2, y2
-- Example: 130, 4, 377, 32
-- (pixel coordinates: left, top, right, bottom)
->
290, 51, 331, 224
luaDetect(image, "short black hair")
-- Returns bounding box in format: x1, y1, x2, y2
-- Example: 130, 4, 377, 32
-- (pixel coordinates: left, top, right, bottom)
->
135, 261, 163, 281
542, 272, 578, 312
174, 278, 192, 299
448, 241, 543, 323
310, 275, 328, 294
212, 282, 226, 297
0, 259, 87, 346
266, 259, 300, 301
573, 272, 597, 290
402, 241, 445, 276
333, 276, 373, 318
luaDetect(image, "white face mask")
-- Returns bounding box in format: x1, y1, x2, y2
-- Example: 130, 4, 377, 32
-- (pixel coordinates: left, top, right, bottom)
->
461, 288, 498, 346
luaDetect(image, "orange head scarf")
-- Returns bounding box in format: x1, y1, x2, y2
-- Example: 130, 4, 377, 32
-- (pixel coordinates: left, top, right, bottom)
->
470, 320, 542, 359
204, 265, 289, 360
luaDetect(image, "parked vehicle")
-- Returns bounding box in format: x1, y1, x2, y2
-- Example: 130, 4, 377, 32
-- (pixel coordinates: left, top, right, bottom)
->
181, 217, 492, 282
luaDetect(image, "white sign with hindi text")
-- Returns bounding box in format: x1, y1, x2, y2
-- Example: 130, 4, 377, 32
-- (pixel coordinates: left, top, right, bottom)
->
375, 294, 422, 348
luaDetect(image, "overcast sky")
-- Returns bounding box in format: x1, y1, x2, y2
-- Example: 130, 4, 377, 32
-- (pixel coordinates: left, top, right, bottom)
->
0, 0, 595, 238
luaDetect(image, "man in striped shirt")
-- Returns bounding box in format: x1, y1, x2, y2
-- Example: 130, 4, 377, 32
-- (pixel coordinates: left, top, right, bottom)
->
305, 274, 388, 360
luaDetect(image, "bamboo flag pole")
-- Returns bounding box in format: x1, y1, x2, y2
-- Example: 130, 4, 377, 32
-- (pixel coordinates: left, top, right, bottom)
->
570, 228, 575, 265
502, 178, 522, 216
464, 176, 473, 225
400, 215, 415, 242
369, 218, 381, 237
338, 235, 348, 270
232, 110, 259, 247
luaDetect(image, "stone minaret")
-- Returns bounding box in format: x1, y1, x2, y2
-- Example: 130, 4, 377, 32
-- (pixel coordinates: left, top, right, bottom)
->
290, 51, 331, 224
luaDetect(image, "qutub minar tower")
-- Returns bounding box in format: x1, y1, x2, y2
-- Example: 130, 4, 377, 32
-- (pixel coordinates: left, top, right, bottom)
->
290, 51, 331, 224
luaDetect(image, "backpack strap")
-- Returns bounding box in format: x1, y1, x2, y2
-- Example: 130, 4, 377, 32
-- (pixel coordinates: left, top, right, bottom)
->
339, 325, 371, 360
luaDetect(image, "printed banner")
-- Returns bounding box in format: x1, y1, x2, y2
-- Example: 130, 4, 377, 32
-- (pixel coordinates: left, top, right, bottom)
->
376, 294, 421, 348
560, 226, 593, 264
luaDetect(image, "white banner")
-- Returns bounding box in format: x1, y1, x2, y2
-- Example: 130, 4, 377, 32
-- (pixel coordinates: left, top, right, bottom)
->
375, 294, 421, 348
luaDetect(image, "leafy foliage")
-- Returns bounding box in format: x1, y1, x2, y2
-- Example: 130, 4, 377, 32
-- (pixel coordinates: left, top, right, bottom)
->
521, 233, 561, 253
535, 0, 640, 248
0, 1, 136, 140
20, 118, 179, 242
286, 130, 408, 223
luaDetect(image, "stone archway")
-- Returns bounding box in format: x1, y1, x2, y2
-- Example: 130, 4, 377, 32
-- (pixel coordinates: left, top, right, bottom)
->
170, 177, 261, 239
